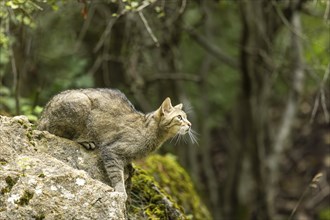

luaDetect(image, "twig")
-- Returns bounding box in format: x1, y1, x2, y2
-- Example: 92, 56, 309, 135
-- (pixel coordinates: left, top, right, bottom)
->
138, 11, 160, 47
93, 0, 159, 53
324, 0, 330, 22
289, 172, 324, 220
146, 73, 200, 83
185, 27, 239, 69
288, 185, 309, 220
310, 93, 320, 123
310, 64, 330, 123
272, 0, 307, 40
136, 0, 154, 12
179, 0, 187, 14
94, 11, 124, 53
75, 3, 95, 51
320, 64, 330, 122
10, 48, 20, 115
306, 183, 330, 209
6, 18, 20, 114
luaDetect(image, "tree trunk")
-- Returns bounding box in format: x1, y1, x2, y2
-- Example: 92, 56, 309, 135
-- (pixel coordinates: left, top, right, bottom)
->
235, 1, 307, 219
197, 1, 221, 219
267, 11, 305, 218
237, 1, 276, 219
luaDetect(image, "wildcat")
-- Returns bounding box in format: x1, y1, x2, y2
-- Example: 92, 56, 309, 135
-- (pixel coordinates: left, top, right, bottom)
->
37, 88, 195, 199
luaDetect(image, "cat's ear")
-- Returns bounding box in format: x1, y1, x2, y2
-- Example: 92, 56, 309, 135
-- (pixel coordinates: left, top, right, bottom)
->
174, 103, 183, 110
161, 97, 173, 115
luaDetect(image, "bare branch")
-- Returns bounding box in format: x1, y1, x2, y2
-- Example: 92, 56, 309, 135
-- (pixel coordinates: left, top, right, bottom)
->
324, 0, 330, 22
94, 15, 121, 53
310, 64, 330, 123
179, 0, 187, 14
310, 93, 320, 123
272, 0, 307, 40
6, 19, 20, 114
138, 11, 160, 47
146, 73, 200, 83
136, 0, 154, 12
185, 28, 239, 70
75, 4, 96, 51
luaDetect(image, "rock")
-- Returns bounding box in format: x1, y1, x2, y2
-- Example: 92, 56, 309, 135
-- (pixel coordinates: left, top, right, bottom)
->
0, 115, 210, 219
0, 115, 125, 219
0, 155, 125, 220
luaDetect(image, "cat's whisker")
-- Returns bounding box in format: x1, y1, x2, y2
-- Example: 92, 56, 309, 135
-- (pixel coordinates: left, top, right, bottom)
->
182, 134, 188, 144
185, 135, 188, 143
188, 129, 199, 145
170, 132, 181, 146
170, 134, 177, 144
175, 133, 182, 145
190, 129, 199, 136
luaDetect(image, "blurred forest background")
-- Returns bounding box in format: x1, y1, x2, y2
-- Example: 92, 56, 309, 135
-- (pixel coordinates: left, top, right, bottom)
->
0, 0, 329, 219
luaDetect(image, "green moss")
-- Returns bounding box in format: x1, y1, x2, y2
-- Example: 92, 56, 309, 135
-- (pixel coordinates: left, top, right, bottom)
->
0, 159, 8, 166
32, 213, 46, 220
128, 167, 186, 220
38, 173, 46, 178
139, 154, 211, 220
127, 154, 211, 220
15, 190, 34, 206
1, 176, 19, 195
6, 176, 18, 188
319, 208, 330, 220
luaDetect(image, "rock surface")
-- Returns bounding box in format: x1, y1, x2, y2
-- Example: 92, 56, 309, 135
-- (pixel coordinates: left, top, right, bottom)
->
0, 115, 126, 219
0, 115, 210, 220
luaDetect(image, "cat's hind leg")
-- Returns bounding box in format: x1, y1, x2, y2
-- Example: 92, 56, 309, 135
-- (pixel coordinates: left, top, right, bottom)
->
124, 163, 135, 203
100, 147, 127, 200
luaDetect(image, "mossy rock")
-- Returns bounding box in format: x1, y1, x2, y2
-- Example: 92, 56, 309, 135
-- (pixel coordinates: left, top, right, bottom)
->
319, 208, 330, 220
128, 154, 211, 220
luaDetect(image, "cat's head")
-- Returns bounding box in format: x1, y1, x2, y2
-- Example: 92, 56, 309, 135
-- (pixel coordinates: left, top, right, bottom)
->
155, 97, 197, 144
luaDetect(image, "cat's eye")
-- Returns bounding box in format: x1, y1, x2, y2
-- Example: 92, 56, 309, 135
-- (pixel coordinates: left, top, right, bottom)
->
177, 115, 183, 120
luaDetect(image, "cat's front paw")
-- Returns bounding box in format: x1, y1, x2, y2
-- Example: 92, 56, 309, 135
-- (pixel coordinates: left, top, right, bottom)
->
79, 142, 96, 150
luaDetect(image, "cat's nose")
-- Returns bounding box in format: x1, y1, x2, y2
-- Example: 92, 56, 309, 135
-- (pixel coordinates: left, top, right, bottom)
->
187, 122, 191, 127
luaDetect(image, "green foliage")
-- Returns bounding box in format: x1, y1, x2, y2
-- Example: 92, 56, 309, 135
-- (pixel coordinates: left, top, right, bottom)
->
302, 2, 329, 89
33, 4, 91, 101
0, 0, 58, 49
0, 1, 91, 113
0, 85, 42, 121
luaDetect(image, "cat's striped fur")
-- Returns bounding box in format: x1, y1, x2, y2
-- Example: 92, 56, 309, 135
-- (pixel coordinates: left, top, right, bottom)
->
37, 88, 194, 199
